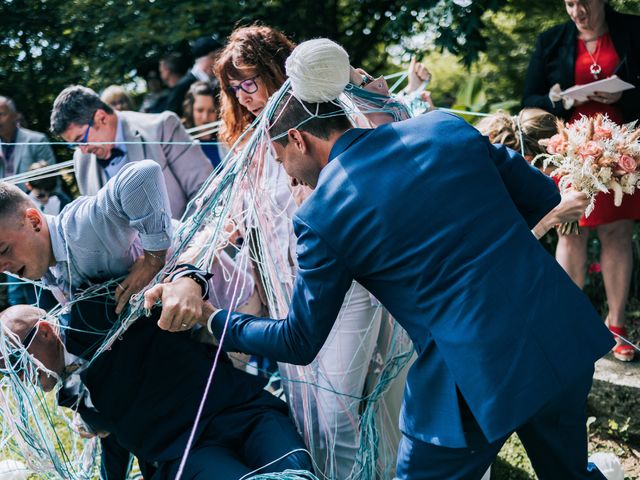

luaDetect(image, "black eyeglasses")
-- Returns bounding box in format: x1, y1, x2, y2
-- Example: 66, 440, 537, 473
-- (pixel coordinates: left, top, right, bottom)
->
3, 322, 39, 373
227, 76, 260, 95
67, 118, 93, 150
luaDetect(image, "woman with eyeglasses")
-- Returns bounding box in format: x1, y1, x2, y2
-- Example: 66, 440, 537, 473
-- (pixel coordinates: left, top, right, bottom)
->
213, 25, 402, 479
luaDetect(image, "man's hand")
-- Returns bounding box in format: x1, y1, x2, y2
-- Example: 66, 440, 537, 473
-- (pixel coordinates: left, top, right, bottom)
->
531, 189, 589, 239
144, 276, 209, 332
552, 189, 589, 224
115, 251, 166, 314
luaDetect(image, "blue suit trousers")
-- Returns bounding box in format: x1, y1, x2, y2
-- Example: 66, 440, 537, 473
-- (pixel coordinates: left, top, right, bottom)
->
153, 391, 313, 479
396, 368, 606, 480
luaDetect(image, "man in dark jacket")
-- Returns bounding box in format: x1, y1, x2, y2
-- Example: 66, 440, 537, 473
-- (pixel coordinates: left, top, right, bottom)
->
0, 303, 312, 479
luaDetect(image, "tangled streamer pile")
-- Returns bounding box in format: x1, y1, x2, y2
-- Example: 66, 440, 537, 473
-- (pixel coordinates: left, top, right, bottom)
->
0, 54, 420, 479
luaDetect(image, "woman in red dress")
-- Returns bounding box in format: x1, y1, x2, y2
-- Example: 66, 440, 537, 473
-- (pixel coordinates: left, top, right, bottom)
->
524, 0, 640, 362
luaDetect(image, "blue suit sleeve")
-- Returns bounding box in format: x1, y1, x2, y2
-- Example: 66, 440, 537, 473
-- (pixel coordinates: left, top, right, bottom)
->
488, 141, 560, 228
211, 217, 353, 365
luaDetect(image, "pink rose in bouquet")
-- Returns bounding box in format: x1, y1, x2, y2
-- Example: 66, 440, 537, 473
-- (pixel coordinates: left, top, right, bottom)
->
545, 134, 568, 155
578, 141, 604, 160
617, 154, 637, 174
593, 125, 613, 140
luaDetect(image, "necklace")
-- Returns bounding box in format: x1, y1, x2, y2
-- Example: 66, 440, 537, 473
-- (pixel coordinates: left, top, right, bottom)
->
584, 37, 602, 80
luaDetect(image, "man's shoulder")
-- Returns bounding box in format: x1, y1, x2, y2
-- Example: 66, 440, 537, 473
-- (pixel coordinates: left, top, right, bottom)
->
363, 110, 473, 154
175, 72, 197, 90
391, 109, 465, 133
119, 110, 182, 142
297, 112, 476, 222
120, 110, 180, 129
16, 126, 49, 143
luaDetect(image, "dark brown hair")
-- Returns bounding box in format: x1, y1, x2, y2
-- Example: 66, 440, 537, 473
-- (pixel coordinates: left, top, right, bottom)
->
214, 25, 295, 146
181, 81, 219, 130
269, 94, 352, 146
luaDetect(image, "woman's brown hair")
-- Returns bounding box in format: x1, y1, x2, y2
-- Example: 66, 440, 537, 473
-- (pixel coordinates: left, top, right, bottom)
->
214, 25, 295, 146
181, 81, 219, 130
476, 108, 558, 157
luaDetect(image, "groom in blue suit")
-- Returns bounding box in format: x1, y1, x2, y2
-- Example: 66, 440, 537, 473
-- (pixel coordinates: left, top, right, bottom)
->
148, 97, 613, 479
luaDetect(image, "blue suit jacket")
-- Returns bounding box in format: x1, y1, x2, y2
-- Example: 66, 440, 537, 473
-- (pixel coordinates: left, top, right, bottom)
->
211, 111, 613, 447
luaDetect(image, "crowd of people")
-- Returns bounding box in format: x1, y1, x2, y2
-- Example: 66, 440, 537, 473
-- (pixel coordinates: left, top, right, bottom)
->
0, 0, 638, 478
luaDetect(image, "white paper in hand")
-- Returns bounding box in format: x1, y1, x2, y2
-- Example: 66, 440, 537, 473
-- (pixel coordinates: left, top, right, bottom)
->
561, 75, 635, 103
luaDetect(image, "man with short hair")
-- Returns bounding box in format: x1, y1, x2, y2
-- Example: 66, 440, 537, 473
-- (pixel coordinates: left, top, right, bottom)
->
0, 160, 173, 315
0, 95, 56, 180
50, 85, 213, 219
164, 36, 223, 117
0, 301, 313, 480
0, 95, 59, 309
148, 95, 613, 478
150, 52, 191, 114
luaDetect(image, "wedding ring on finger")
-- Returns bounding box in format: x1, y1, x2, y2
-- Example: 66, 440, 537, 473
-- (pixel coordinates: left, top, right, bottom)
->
181, 322, 188, 329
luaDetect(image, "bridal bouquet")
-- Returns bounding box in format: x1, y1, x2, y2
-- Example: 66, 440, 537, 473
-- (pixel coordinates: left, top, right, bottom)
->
535, 114, 640, 235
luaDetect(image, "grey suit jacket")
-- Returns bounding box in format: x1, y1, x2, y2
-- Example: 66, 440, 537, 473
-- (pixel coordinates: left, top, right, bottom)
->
0, 127, 56, 178
73, 110, 213, 219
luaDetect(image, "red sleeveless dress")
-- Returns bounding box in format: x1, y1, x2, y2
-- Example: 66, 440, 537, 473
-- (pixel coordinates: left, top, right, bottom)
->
570, 33, 640, 227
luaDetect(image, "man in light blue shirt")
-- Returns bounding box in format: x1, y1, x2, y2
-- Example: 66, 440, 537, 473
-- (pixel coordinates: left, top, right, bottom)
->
0, 159, 173, 313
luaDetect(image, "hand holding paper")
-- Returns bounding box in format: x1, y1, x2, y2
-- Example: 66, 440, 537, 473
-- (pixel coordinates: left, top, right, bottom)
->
561, 75, 635, 104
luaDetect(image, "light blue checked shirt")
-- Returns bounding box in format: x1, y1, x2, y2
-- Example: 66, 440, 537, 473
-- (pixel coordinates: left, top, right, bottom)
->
43, 160, 172, 301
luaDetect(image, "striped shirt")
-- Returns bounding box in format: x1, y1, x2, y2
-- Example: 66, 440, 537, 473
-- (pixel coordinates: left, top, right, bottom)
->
43, 160, 172, 300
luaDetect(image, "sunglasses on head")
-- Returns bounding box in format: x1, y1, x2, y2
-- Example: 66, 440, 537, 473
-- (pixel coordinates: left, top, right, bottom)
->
227, 76, 260, 95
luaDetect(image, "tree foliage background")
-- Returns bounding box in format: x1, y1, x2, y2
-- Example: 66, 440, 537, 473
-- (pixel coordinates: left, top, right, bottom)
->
0, 0, 638, 138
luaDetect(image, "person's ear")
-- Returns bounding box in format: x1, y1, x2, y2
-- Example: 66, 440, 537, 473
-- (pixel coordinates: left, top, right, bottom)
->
93, 109, 109, 129
38, 322, 55, 340
24, 208, 43, 233
37, 322, 63, 360
289, 129, 307, 154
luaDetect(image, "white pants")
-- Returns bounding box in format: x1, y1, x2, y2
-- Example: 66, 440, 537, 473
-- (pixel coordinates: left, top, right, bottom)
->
280, 281, 383, 479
